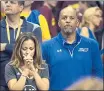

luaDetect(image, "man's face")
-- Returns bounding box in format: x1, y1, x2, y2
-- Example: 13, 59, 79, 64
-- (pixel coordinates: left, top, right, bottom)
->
4, 1, 23, 15
58, 7, 78, 35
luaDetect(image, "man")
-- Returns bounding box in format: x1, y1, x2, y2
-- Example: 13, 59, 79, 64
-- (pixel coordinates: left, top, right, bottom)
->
0, 1, 42, 90
42, 6, 103, 90
38, 1, 58, 37
21, 1, 51, 41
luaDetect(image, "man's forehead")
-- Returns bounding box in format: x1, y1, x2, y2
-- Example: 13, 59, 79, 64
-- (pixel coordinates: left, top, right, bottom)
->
60, 7, 77, 17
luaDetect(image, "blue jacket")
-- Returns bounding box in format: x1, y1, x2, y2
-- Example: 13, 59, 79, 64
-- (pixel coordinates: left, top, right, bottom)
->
27, 10, 40, 25
0, 17, 42, 86
42, 32, 103, 90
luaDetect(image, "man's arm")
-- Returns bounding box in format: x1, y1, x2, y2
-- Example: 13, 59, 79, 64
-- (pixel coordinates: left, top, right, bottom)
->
41, 42, 49, 64
91, 40, 103, 78
39, 14, 51, 41
0, 43, 14, 54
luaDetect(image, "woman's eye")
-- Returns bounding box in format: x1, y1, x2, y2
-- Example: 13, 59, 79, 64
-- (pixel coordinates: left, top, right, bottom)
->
22, 48, 27, 51
30, 48, 34, 50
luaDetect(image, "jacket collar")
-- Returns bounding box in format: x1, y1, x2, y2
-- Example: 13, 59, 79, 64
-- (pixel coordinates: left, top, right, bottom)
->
1, 16, 27, 28
56, 31, 81, 46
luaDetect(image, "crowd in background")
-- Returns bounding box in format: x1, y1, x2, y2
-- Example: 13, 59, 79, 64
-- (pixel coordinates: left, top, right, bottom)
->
0, 1, 104, 91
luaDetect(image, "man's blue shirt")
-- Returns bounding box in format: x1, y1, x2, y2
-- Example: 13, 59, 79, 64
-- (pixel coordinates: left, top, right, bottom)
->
42, 32, 103, 90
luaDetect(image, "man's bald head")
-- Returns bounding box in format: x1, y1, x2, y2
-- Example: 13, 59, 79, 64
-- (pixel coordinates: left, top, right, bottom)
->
59, 6, 78, 20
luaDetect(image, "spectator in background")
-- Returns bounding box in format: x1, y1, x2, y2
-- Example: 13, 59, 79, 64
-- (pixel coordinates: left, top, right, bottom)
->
77, 1, 99, 23
78, 1, 98, 14
80, 7, 102, 41
79, 6, 103, 51
42, 6, 103, 90
38, 1, 58, 37
5, 32, 49, 91
0, 1, 42, 90
21, 0, 51, 41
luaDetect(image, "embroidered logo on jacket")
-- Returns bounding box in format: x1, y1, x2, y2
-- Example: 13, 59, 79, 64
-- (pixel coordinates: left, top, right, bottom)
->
57, 49, 62, 52
78, 48, 89, 52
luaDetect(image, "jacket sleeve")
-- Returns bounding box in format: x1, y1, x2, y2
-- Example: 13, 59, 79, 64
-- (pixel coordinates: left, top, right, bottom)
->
39, 14, 51, 41
5, 43, 15, 55
41, 42, 49, 64
91, 40, 103, 78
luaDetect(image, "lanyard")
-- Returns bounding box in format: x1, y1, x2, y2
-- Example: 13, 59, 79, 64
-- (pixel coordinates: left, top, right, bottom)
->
6, 18, 21, 44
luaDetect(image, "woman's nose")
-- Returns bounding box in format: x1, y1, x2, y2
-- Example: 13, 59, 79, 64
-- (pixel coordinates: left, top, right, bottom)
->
26, 49, 31, 54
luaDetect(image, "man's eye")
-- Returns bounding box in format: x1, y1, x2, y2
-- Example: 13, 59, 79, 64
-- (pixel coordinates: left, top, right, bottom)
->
10, 1, 17, 4
5, 1, 8, 4
70, 17, 74, 20
63, 17, 67, 20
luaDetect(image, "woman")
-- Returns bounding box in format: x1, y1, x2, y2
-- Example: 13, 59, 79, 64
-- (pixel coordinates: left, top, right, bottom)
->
80, 6, 102, 40
5, 32, 49, 91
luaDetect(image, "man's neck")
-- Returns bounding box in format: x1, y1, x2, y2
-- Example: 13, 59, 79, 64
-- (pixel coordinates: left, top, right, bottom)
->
61, 31, 76, 44
6, 14, 22, 29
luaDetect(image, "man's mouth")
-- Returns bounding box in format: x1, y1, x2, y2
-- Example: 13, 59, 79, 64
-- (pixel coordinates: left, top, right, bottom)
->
5, 8, 12, 11
64, 25, 72, 29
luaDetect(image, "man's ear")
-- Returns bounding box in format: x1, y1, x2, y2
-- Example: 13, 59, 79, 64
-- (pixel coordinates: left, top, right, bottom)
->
58, 21, 60, 27
20, 5, 24, 12
76, 19, 80, 27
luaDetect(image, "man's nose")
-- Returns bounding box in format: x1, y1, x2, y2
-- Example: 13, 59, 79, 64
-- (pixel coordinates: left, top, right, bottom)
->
5, 1, 11, 7
66, 17, 71, 23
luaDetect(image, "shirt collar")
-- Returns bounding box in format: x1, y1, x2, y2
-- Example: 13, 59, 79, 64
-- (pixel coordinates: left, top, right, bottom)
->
1, 16, 27, 28
57, 31, 81, 46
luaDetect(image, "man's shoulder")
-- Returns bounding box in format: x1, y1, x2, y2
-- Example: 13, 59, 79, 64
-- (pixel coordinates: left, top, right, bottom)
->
27, 21, 40, 29
21, 17, 40, 29
23, 20, 40, 32
42, 36, 58, 46
32, 10, 40, 15
81, 36, 98, 45
80, 36, 99, 50
0, 19, 4, 23
0, 18, 6, 27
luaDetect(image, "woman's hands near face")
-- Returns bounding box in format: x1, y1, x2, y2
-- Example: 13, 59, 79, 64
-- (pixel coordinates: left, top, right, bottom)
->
23, 53, 33, 69
22, 53, 38, 77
